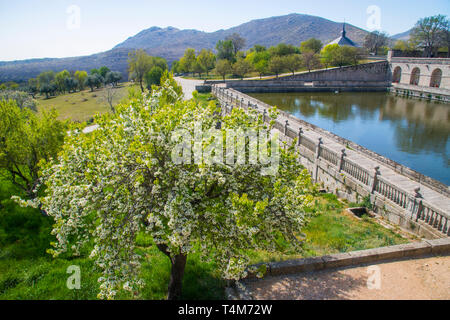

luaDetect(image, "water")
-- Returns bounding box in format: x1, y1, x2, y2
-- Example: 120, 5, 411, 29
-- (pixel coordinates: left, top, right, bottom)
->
249, 92, 450, 186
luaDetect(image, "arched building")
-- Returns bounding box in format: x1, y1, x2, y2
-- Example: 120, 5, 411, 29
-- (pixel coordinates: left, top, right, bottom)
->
388, 51, 450, 102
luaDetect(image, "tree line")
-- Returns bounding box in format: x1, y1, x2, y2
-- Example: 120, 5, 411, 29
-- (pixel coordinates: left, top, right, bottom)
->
171, 34, 363, 80
21, 67, 123, 99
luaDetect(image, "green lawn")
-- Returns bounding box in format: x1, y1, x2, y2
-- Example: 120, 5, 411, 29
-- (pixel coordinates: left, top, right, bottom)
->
37, 83, 135, 123
246, 194, 409, 264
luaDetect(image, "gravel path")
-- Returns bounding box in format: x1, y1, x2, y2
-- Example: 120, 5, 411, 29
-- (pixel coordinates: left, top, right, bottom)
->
246, 255, 450, 300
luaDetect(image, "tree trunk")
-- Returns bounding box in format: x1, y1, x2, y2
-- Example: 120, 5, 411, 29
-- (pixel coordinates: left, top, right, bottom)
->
167, 254, 187, 300
157, 244, 187, 300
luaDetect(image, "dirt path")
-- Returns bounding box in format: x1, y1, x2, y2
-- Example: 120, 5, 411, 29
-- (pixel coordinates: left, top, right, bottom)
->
245, 255, 450, 300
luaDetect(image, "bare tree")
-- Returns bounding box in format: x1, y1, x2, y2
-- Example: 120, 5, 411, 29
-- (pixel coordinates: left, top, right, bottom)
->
225, 33, 246, 56
103, 84, 118, 114
363, 31, 389, 55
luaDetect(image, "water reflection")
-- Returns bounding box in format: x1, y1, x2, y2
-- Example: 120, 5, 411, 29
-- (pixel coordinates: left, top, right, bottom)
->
250, 92, 450, 185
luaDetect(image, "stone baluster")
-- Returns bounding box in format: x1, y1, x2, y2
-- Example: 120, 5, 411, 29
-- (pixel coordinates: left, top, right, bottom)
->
284, 120, 289, 136
263, 109, 267, 123
241, 98, 244, 109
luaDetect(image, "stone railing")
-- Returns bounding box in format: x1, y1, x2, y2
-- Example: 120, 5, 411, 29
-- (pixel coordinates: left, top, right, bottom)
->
212, 85, 450, 237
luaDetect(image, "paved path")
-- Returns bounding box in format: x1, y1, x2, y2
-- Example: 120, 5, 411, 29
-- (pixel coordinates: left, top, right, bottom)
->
175, 77, 204, 100
245, 255, 450, 300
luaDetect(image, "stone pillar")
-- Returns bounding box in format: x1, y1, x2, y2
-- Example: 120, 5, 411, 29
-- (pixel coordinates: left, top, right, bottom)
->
297, 127, 303, 146
313, 138, 323, 182
387, 50, 393, 63
338, 149, 346, 172
413, 187, 423, 221
371, 166, 380, 193
315, 137, 323, 159
407, 187, 423, 220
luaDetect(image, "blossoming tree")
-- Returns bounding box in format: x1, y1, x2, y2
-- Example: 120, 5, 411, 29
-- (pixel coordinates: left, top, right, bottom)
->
23, 76, 314, 300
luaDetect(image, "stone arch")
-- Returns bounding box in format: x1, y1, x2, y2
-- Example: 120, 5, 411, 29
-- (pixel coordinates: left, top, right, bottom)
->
410, 67, 420, 85
392, 66, 402, 83
430, 68, 442, 88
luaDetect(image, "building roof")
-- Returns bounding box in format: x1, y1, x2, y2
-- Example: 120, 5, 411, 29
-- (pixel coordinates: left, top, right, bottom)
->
327, 23, 358, 47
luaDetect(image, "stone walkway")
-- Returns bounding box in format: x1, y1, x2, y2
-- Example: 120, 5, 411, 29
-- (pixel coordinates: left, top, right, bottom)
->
175, 77, 205, 100
245, 255, 450, 300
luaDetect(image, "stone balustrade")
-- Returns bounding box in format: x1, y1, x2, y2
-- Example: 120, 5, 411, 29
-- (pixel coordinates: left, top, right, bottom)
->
212, 85, 450, 238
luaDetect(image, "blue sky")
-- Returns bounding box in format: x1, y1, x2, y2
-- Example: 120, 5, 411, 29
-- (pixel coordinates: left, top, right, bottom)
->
0, 0, 449, 61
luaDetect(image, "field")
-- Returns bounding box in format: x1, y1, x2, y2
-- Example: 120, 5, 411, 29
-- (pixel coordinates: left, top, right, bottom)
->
36, 83, 135, 123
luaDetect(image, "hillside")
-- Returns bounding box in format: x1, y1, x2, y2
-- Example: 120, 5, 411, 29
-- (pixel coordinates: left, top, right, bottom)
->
0, 13, 369, 83
392, 29, 412, 41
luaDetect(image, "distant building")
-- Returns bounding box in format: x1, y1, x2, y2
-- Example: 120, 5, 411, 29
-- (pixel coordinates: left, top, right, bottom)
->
327, 23, 358, 47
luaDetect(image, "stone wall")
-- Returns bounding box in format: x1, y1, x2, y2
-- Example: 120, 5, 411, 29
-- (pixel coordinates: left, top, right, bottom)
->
211, 62, 391, 93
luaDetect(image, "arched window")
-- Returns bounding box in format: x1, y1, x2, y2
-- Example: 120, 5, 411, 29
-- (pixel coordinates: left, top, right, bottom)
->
430, 69, 442, 88
410, 67, 420, 85
392, 66, 402, 83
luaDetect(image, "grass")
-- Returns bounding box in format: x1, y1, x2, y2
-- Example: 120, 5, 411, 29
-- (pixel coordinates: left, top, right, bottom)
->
247, 194, 408, 264
37, 83, 134, 123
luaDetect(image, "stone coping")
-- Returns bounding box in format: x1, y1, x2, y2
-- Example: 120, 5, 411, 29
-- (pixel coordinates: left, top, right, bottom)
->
246, 238, 450, 280
226, 238, 450, 300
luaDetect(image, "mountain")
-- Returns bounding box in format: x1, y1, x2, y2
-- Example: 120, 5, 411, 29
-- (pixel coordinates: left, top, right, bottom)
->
392, 29, 412, 41
0, 13, 369, 83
